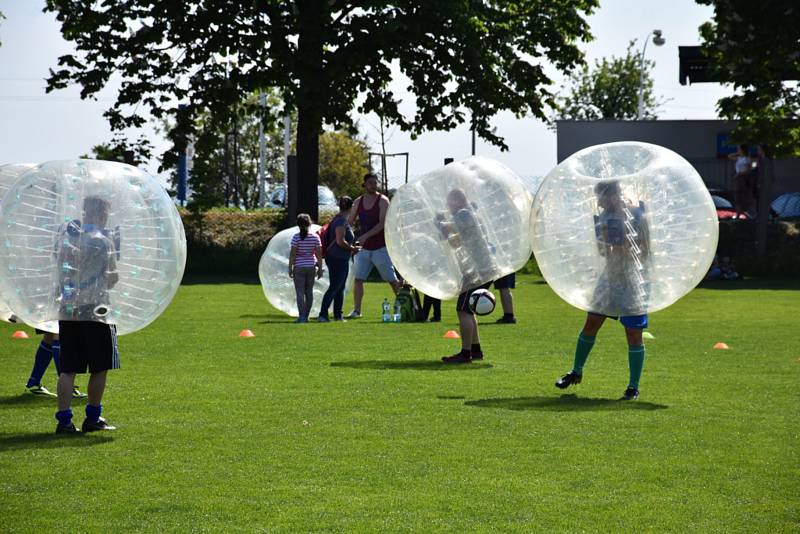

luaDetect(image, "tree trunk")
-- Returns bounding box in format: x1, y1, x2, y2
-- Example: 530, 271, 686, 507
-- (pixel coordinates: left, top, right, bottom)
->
295, 107, 321, 221
291, 0, 327, 222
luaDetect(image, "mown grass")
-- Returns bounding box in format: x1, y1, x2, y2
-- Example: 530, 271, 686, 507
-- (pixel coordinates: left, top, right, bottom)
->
0, 275, 797, 532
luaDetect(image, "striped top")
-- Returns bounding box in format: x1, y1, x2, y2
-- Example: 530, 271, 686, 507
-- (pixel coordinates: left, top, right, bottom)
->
291, 232, 321, 268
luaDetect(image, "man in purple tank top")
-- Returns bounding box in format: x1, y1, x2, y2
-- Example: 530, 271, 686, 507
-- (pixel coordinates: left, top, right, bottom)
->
346, 173, 400, 318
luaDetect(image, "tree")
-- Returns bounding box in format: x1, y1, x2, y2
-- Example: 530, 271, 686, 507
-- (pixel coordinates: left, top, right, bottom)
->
80, 133, 153, 166
551, 41, 663, 122
45, 0, 598, 220
176, 92, 291, 210
319, 130, 369, 199
697, 0, 800, 157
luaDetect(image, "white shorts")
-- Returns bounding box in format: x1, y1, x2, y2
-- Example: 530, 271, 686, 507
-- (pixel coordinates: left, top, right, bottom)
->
354, 247, 398, 282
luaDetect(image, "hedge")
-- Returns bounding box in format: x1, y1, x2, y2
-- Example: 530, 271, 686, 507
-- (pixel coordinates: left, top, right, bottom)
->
180, 210, 798, 279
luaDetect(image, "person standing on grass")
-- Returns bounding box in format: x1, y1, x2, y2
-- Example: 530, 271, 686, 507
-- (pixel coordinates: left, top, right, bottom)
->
494, 273, 517, 324
346, 173, 401, 318
435, 188, 497, 364
318, 197, 360, 322
25, 330, 87, 399
554, 180, 651, 400
55, 196, 120, 433
289, 214, 323, 323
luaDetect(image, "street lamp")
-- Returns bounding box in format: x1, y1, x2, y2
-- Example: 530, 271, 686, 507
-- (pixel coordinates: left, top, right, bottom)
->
637, 29, 665, 120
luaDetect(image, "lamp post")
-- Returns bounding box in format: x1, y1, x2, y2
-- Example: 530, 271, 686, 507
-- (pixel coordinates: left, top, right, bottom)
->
637, 29, 665, 120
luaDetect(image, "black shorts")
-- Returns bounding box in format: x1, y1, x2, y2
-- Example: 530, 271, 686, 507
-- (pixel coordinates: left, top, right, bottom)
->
456, 282, 493, 314
494, 273, 516, 290
58, 321, 120, 374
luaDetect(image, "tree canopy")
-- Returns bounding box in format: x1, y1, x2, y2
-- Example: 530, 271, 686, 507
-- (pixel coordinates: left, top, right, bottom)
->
697, 0, 800, 157
45, 0, 598, 218
80, 133, 153, 167
551, 41, 662, 122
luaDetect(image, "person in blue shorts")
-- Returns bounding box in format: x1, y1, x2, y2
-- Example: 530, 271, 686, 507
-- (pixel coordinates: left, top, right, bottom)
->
555, 180, 651, 400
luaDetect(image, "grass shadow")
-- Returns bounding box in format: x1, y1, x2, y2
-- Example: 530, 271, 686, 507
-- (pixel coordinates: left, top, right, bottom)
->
181, 275, 260, 286
0, 432, 114, 452
437, 395, 466, 400
465, 394, 668, 412
331, 360, 493, 371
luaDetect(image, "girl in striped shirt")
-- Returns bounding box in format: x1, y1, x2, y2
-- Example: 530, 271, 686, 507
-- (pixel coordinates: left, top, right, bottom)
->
289, 214, 323, 323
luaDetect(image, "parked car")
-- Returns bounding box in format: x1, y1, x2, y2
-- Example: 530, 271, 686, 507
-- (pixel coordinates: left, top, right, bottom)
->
711, 194, 747, 220
266, 184, 338, 216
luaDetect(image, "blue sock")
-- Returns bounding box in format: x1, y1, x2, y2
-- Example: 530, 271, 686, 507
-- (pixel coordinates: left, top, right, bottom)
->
55, 409, 73, 426
52, 341, 61, 375
26, 342, 53, 388
85, 404, 102, 423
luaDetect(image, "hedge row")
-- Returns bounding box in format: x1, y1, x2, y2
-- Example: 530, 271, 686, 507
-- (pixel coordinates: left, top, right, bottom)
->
180, 210, 799, 279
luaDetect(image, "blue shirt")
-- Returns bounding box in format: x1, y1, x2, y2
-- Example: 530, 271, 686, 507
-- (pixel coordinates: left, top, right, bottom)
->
326, 215, 354, 260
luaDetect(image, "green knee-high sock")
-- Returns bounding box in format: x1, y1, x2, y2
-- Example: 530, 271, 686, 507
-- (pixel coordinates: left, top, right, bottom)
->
572, 334, 596, 375
628, 345, 645, 389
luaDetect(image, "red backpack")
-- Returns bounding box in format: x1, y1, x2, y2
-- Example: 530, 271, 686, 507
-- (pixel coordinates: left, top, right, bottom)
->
316, 217, 336, 258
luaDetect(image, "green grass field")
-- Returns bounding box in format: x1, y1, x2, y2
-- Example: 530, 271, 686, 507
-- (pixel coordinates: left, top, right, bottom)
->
1, 275, 798, 532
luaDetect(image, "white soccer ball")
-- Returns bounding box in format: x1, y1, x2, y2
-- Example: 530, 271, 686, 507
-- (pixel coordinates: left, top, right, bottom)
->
530, 142, 718, 316
469, 288, 496, 316
258, 225, 353, 317
385, 156, 532, 300
0, 159, 187, 335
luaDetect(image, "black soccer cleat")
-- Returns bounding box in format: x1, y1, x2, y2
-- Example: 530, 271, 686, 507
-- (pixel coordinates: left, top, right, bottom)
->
55, 422, 79, 434
621, 387, 639, 401
555, 371, 582, 389
81, 417, 117, 432
495, 316, 517, 324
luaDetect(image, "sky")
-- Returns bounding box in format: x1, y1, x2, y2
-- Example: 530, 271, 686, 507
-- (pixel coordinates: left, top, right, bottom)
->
0, 1, 733, 187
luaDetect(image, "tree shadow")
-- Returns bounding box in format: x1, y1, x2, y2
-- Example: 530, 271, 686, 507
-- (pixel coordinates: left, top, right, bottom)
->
437, 395, 466, 400
330, 360, 493, 371
181, 275, 260, 286
0, 432, 114, 452
465, 394, 668, 412
0, 395, 59, 407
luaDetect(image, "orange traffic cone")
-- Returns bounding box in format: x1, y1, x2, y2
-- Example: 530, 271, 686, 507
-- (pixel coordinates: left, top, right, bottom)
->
713, 342, 729, 350
239, 329, 255, 338
443, 330, 461, 339
11, 330, 29, 339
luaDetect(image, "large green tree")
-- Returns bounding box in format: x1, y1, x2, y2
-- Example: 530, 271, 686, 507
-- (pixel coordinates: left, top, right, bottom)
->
318, 130, 369, 199
697, 0, 800, 157
45, 0, 597, 219
80, 133, 153, 166
551, 41, 662, 122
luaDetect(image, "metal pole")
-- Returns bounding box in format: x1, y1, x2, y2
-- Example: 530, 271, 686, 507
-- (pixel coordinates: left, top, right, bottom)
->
283, 113, 291, 184
258, 91, 267, 208
471, 125, 476, 156
637, 36, 649, 120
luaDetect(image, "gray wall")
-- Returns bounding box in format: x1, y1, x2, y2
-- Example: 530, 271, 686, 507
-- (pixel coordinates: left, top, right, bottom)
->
556, 120, 800, 197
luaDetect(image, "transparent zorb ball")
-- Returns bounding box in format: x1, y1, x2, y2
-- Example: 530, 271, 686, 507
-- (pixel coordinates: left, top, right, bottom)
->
0, 159, 187, 335
530, 142, 718, 316
385, 156, 532, 300
258, 225, 353, 317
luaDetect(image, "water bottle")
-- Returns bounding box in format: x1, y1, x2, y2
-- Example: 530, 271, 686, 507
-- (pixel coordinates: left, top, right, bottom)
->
393, 303, 401, 323
382, 298, 390, 323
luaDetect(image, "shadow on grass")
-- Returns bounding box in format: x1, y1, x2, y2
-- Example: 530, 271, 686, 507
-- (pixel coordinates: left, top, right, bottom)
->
437, 395, 466, 400
331, 360, 493, 371
0, 394, 60, 407
0, 432, 114, 451
465, 394, 668, 412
